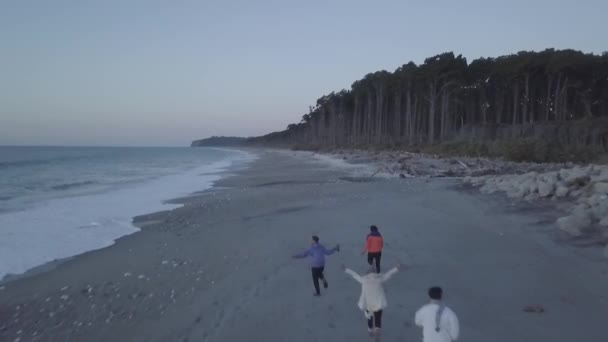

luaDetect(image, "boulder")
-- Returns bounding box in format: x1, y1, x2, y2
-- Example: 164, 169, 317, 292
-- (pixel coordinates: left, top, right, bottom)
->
571, 203, 592, 218
590, 201, 608, 221
592, 182, 608, 195
555, 185, 570, 198
540, 172, 559, 184
595, 169, 608, 183
562, 167, 591, 186
525, 193, 540, 202
556, 215, 590, 237
538, 181, 555, 198
583, 195, 602, 207
480, 183, 499, 194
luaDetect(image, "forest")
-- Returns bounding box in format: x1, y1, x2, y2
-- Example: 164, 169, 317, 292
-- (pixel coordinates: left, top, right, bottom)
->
247, 49, 608, 161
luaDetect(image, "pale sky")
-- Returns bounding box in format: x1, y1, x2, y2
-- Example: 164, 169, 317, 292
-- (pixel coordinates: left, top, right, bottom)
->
1, 0, 606, 146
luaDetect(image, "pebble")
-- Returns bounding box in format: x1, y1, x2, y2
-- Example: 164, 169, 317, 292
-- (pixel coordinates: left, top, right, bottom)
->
124, 272, 132, 277
60, 295, 69, 301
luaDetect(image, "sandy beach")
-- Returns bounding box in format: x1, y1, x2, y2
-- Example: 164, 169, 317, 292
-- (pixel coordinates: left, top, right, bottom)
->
1, 149, 608, 342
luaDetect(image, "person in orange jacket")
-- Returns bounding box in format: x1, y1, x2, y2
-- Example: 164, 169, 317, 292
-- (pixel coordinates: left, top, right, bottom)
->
362, 225, 384, 273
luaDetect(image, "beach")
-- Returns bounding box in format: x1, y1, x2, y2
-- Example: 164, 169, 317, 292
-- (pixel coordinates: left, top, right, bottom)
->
1, 149, 607, 342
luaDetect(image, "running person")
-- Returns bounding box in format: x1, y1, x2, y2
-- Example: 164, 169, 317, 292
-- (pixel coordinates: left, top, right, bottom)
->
415, 287, 460, 342
343, 262, 401, 335
362, 225, 384, 273
292, 235, 340, 296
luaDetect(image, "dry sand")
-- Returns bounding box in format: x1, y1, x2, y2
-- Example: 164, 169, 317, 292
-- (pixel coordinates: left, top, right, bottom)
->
1, 149, 607, 342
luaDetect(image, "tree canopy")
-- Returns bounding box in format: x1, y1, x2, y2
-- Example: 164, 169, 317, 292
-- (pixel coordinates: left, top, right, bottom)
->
248, 49, 608, 151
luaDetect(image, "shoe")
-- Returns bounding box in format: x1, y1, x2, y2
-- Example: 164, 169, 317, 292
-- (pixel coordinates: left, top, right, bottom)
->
374, 328, 381, 335
323, 280, 328, 289
313, 293, 321, 297
367, 328, 374, 336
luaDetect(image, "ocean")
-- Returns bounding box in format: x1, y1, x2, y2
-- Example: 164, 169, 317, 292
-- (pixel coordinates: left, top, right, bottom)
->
0, 146, 253, 279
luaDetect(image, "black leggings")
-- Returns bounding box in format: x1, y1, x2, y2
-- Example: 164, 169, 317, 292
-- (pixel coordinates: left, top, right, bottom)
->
367, 252, 381, 273
311, 267, 326, 295
367, 310, 383, 329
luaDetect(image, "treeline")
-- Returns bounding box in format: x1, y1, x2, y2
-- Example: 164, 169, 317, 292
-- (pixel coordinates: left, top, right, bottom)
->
191, 136, 248, 147
248, 49, 608, 156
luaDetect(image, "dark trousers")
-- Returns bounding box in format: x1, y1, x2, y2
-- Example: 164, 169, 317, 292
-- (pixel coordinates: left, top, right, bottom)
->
367, 310, 383, 329
367, 251, 382, 273
311, 267, 325, 295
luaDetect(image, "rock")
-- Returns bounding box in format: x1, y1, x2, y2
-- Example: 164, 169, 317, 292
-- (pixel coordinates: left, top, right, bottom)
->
590, 201, 608, 221
470, 169, 497, 177
525, 193, 540, 202
556, 215, 591, 237
555, 185, 569, 198
538, 181, 555, 198
583, 195, 602, 207
569, 189, 583, 198
592, 182, 608, 195
399, 173, 406, 179
595, 169, 608, 183
565, 175, 591, 187
523, 304, 545, 313
572, 203, 592, 218
480, 183, 499, 194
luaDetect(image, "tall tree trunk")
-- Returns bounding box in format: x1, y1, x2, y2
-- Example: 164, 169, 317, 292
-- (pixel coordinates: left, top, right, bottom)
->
366, 91, 374, 144
512, 82, 519, 125
495, 90, 504, 124
554, 74, 562, 120
545, 76, 553, 121
375, 84, 384, 143
412, 95, 419, 144
440, 91, 449, 140
406, 90, 412, 143
428, 81, 437, 144
394, 90, 402, 140
480, 88, 488, 125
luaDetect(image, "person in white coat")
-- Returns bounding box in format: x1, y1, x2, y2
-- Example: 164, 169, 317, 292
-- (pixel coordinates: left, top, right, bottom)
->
415, 287, 459, 342
343, 263, 401, 335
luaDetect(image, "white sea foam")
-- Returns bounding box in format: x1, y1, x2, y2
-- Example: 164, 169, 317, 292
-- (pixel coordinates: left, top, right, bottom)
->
0, 149, 254, 280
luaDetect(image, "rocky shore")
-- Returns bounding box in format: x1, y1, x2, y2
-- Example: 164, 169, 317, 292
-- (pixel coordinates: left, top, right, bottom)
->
323, 149, 608, 257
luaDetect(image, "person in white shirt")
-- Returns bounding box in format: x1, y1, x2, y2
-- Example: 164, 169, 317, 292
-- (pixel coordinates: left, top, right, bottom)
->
343, 263, 401, 335
415, 287, 460, 342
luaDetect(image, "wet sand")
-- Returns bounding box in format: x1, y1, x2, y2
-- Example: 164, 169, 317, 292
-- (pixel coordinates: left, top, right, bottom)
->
1, 149, 607, 342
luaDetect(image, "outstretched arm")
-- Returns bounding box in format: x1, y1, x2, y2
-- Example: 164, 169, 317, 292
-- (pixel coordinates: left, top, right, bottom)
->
292, 248, 310, 259
381, 266, 399, 282
344, 268, 363, 283
323, 244, 339, 255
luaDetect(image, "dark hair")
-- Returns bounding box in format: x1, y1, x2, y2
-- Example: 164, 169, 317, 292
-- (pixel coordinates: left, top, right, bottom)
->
428, 286, 443, 300
312, 235, 319, 243
370, 225, 378, 232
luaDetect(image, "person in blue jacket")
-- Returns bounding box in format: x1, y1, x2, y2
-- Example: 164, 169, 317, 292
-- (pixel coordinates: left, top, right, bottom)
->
293, 235, 340, 296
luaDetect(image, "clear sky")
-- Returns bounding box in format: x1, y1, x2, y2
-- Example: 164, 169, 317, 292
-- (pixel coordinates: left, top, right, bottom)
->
1, 0, 606, 146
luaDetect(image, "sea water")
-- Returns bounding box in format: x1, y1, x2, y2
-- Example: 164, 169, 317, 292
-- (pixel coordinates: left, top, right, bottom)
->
0, 146, 253, 280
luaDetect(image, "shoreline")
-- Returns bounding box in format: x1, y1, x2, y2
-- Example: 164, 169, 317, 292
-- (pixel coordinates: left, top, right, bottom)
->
1, 149, 607, 341
0, 148, 257, 284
